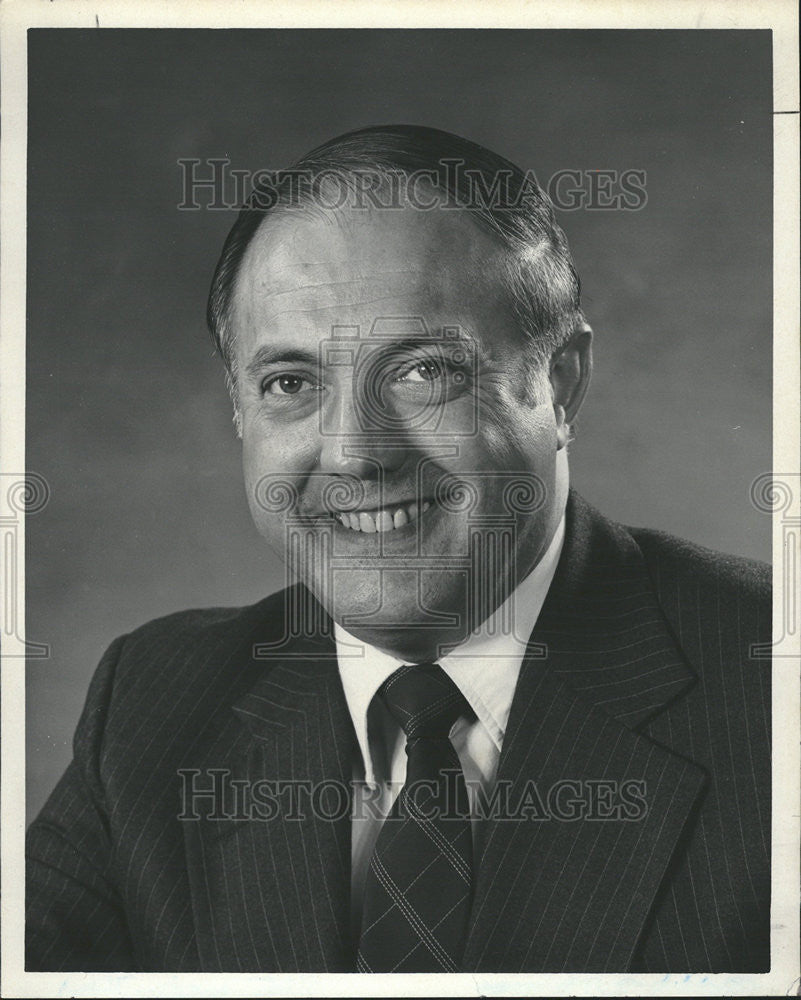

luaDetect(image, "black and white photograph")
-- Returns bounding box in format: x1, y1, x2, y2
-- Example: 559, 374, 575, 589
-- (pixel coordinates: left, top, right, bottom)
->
1, 2, 798, 996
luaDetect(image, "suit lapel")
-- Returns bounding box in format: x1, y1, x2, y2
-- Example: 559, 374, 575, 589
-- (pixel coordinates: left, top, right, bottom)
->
464, 493, 708, 972
183, 600, 357, 971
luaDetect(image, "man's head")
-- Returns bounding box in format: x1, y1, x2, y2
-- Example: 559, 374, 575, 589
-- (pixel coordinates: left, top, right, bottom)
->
208, 125, 592, 659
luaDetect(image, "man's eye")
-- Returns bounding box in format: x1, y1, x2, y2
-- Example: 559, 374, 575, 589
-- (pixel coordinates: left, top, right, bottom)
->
263, 374, 317, 396
396, 358, 444, 383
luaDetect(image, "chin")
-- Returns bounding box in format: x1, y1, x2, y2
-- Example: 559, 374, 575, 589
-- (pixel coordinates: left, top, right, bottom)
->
320, 568, 470, 656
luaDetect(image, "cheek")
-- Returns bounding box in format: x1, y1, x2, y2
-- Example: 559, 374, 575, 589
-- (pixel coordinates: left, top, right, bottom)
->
241, 424, 317, 538
456, 400, 558, 473
514, 403, 559, 470
242, 416, 317, 480
241, 431, 272, 510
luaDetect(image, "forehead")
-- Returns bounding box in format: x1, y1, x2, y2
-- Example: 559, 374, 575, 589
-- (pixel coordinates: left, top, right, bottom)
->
230, 203, 515, 352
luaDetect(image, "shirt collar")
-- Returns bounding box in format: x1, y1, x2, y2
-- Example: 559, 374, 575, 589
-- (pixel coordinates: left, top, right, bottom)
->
335, 513, 565, 785
335, 627, 404, 786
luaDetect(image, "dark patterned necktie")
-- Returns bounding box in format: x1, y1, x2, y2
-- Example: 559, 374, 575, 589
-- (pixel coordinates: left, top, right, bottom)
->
357, 662, 474, 973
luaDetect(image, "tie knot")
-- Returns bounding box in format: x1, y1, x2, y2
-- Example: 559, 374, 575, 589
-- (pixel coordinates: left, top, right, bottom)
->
378, 663, 469, 741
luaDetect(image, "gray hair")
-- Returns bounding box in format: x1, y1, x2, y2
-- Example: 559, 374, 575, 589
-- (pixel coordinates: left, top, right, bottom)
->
207, 124, 586, 434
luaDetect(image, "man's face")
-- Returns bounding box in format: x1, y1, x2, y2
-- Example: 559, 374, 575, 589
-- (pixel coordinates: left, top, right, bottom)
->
231, 201, 566, 659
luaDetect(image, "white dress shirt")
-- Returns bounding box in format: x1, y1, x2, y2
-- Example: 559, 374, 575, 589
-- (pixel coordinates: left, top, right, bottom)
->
335, 514, 565, 935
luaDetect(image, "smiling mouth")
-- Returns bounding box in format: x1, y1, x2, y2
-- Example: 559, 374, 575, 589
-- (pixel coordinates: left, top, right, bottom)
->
332, 499, 433, 533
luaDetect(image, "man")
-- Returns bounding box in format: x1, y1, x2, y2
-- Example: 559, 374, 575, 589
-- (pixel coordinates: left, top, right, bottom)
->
27, 125, 771, 973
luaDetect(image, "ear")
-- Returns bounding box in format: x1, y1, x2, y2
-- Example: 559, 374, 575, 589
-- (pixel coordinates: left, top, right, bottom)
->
550, 323, 593, 450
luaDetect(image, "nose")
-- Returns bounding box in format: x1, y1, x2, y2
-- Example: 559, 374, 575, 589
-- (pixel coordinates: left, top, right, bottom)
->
317, 381, 406, 479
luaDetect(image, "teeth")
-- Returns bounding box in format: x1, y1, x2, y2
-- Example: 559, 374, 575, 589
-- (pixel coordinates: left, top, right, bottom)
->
375, 511, 393, 533
358, 512, 376, 533
334, 501, 432, 532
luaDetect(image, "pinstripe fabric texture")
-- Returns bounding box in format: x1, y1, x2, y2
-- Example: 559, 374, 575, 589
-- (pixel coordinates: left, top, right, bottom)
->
26, 491, 771, 972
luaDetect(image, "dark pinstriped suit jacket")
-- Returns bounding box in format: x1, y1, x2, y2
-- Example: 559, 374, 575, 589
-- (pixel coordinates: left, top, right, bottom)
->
26, 492, 771, 972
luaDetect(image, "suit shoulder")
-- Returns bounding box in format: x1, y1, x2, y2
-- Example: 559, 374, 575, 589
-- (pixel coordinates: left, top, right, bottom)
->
628, 525, 770, 605
124, 586, 291, 638
108, 586, 295, 686
80, 586, 303, 760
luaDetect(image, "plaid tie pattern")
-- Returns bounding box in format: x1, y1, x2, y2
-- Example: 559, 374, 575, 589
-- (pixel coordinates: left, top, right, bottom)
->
356, 663, 473, 972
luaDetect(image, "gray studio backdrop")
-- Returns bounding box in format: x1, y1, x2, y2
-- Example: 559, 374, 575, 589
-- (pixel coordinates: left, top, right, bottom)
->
26, 29, 772, 819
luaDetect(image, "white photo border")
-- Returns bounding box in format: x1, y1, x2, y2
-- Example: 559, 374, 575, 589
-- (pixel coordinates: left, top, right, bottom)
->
1, 1, 798, 996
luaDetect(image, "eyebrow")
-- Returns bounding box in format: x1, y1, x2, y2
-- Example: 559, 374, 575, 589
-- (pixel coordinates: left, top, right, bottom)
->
244, 331, 487, 381
244, 345, 320, 380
